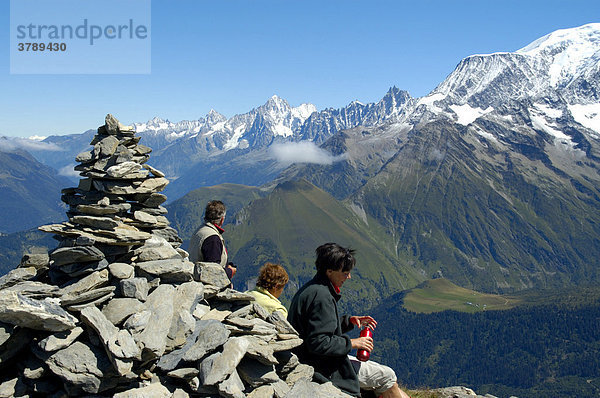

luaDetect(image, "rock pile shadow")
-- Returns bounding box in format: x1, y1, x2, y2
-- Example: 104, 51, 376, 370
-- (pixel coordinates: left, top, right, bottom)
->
0, 115, 352, 398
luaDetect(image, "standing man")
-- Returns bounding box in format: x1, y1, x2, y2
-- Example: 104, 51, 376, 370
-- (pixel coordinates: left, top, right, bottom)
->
288, 242, 410, 398
189, 200, 236, 282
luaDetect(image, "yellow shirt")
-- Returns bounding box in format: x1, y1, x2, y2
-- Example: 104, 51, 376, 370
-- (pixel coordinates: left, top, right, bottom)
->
246, 286, 288, 317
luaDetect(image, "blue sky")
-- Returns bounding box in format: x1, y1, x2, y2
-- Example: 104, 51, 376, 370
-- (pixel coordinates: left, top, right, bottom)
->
1, 0, 599, 137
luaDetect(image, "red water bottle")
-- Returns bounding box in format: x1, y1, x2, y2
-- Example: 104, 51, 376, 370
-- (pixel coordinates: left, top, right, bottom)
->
356, 327, 373, 362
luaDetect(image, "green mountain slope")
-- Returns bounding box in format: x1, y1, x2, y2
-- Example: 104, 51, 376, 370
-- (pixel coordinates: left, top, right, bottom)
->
0, 150, 70, 233
350, 118, 600, 293
165, 183, 266, 243
226, 179, 423, 312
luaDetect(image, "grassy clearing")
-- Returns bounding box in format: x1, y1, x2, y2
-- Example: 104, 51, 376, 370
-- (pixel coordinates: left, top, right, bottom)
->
402, 278, 520, 313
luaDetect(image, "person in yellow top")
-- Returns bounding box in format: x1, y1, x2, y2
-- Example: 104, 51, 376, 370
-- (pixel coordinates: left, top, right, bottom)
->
246, 263, 289, 316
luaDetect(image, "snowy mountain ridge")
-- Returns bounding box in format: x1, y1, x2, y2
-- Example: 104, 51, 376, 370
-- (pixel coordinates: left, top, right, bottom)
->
20, 23, 600, 199
413, 23, 600, 139
132, 95, 317, 151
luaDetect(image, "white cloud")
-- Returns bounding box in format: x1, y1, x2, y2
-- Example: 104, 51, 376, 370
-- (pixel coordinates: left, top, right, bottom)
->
270, 142, 347, 165
0, 136, 61, 152
58, 164, 81, 179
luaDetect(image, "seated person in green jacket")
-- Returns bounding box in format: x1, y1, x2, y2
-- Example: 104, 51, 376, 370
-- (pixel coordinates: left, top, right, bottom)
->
246, 262, 289, 316
288, 242, 410, 398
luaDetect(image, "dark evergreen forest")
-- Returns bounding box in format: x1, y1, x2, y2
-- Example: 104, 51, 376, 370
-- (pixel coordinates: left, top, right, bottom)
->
368, 299, 600, 398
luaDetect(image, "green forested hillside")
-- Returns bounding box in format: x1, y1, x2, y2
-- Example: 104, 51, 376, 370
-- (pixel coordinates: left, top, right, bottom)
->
368, 285, 600, 398
226, 179, 423, 312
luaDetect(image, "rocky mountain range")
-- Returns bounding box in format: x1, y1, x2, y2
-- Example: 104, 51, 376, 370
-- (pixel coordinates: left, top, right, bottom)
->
2, 23, 599, 298
274, 23, 600, 293
27, 86, 413, 200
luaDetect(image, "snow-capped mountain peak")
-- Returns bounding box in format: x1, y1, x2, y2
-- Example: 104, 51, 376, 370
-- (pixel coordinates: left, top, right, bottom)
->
517, 23, 600, 88
426, 23, 600, 112
517, 23, 600, 55
205, 109, 227, 125
291, 103, 317, 120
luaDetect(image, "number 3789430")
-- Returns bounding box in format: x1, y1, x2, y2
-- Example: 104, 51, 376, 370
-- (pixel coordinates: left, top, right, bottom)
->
17, 42, 67, 51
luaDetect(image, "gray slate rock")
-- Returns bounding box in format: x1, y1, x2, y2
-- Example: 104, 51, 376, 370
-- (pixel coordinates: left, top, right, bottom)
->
3, 281, 60, 300
430, 386, 485, 398
166, 281, 205, 351
80, 306, 140, 361
19, 253, 50, 270
94, 135, 120, 158
41, 341, 113, 395
106, 161, 143, 178
219, 369, 246, 398
120, 277, 149, 301
157, 319, 230, 371
143, 164, 165, 177
112, 382, 172, 398
201, 336, 249, 385
108, 262, 135, 279
0, 377, 27, 398
134, 177, 169, 194
71, 215, 120, 230
136, 284, 175, 359
102, 298, 145, 325
271, 380, 291, 398
245, 336, 279, 365
182, 319, 231, 363
194, 262, 231, 290
50, 246, 104, 267
167, 368, 199, 380
60, 269, 109, 297
238, 358, 280, 388
0, 267, 38, 290
77, 202, 132, 216
0, 322, 13, 346
134, 193, 167, 207
137, 259, 193, 283
267, 311, 298, 335
123, 310, 151, 334
0, 292, 77, 331
38, 327, 84, 352
75, 150, 92, 163
133, 210, 158, 225
217, 289, 256, 302
60, 286, 115, 306
285, 364, 314, 386
59, 258, 109, 277
135, 236, 180, 262
247, 384, 275, 398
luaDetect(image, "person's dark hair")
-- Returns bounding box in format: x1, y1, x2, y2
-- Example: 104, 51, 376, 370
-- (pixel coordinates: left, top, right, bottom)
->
315, 243, 355, 274
204, 200, 226, 224
256, 263, 289, 291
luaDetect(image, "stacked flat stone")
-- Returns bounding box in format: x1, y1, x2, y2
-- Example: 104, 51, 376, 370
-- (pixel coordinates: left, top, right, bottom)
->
0, 115, 352, 398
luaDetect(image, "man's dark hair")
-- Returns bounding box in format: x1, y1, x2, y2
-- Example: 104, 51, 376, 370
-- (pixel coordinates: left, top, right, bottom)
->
204, 200, 226, 224
315, 243, 356, 274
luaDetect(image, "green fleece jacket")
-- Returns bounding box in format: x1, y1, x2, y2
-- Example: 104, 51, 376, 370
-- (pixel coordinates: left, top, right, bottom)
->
287, 273, 359, 397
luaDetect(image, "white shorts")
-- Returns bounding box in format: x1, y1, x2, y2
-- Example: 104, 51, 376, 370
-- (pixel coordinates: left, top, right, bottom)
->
349, 355, 397, 395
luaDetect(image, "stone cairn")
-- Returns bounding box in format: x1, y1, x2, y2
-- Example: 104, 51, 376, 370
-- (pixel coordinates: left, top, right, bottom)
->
0, 115, 352, 398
